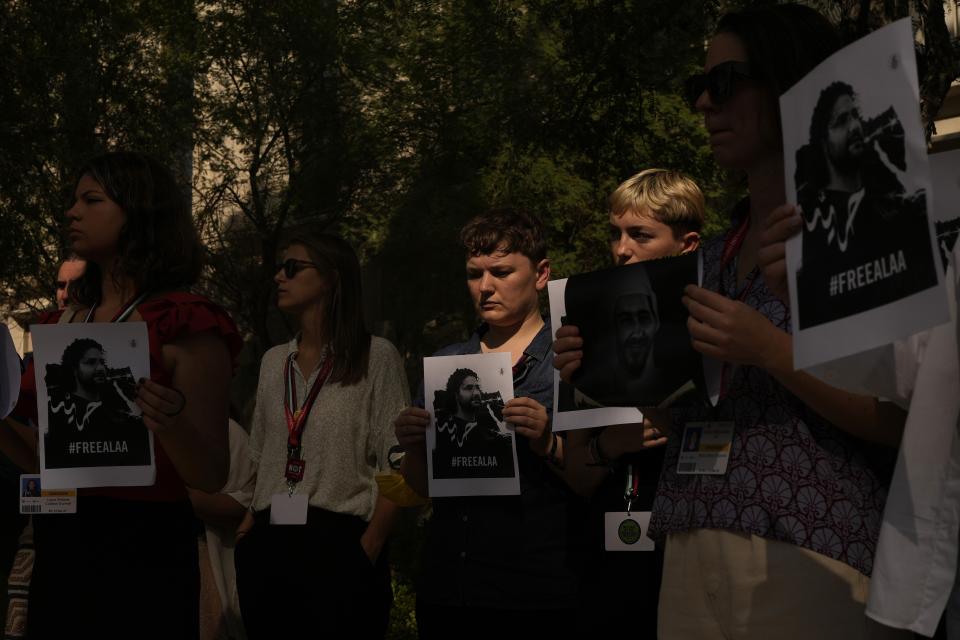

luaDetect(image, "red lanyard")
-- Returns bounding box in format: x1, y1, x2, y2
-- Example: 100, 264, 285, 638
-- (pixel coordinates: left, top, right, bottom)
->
283, 351, 334, 451
718, 217, 757, 400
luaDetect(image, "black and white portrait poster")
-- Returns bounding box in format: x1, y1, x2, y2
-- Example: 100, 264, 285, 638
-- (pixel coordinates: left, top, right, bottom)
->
424, 352, 520, 497
548, 253, 702, 431
31, 322, 154, 489
931, 148, 960, 270
783, 18, 948, 370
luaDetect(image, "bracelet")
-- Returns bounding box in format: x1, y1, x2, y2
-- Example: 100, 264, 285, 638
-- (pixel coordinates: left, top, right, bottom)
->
540, 433, 564, 469
586, 432, 616, 474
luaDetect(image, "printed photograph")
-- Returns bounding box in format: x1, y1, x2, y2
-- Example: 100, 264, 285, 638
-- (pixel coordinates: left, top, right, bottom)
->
560, 253, 701, 408
31, 322, 155, 489
431, 367, 515, 479
43, 337, 150, 469
793, 82, 937, 328
21, 476, 40, 498
424, 352, 520, 497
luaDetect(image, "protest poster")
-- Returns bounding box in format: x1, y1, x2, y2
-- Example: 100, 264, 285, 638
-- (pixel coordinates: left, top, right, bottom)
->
32, 322, 154, 489
783, 18, 947, 369
548, 253, 701, 431
424, 352, 520, 496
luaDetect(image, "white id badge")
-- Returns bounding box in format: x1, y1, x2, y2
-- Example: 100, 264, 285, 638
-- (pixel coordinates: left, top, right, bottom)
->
270, 493, 308, 525
19, 474, 77, 514
677, 421, 735, 475
604, 511, 655, 551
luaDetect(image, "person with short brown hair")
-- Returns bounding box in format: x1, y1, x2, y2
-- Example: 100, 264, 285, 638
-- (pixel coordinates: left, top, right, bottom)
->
395, 208, 584, 639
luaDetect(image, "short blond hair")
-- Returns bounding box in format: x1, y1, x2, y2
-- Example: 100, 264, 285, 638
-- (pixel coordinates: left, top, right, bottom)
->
609, 168, 705, 235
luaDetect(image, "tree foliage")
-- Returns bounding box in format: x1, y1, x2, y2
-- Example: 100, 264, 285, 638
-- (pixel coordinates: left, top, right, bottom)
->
0, 0, 955, 377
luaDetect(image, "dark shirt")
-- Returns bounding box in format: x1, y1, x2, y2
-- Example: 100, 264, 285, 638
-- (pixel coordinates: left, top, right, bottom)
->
416, 319, 586, 610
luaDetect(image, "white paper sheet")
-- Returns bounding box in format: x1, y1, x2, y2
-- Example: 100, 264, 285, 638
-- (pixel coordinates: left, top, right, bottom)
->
782, 18, 948, 370
424, 352, 520, 497
32, 322, 155, 489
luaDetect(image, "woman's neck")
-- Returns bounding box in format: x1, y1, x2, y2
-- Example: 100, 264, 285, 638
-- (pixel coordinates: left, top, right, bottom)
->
482, 307, 544, 361
746, 156, 786, 229
735, 157, 786, 284
95, 258, 137, 317
296, 304, 328, 374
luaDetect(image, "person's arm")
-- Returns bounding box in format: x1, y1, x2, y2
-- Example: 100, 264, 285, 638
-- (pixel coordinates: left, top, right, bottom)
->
361, 495, 401, 564
550, 324, 670, 494
503, 396, 670, 494
136, 331, 232, 492
559, 416, 670, 497
683, 285, 905, 446
395, 407, 430, 497
756, 204, 802, 305
188, 489, 247, 530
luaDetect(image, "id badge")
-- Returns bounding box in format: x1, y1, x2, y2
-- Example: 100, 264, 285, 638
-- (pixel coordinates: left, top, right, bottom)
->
270, 493, 308, 525
19, 474, 77, 515
677, 421, 735, 475
604, 511, 654, 551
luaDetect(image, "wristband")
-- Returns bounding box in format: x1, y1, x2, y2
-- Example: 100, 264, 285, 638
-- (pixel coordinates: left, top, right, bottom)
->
539, 432, 564, 468
587, 432, 616, 474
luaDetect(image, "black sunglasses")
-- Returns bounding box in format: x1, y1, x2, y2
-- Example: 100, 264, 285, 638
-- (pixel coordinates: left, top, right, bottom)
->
276, 258, 320, 279
684, 61, 753, 109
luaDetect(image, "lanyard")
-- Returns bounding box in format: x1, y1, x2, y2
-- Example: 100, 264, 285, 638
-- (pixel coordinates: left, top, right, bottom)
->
83, 291, 150, 324
283, 351, 334, 449
282, 350, 334, 492
623, 463, 640, 514
717, 217, 760, 401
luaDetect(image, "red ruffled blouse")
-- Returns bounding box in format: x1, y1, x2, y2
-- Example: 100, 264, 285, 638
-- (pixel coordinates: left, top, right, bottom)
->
13, 292, 243, 502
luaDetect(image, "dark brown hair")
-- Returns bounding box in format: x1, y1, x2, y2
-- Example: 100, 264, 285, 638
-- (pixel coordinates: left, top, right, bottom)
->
459, 208, 548, 264
717, 4, 842, 128
282, 231, 371, 386
68, 152, 203, 306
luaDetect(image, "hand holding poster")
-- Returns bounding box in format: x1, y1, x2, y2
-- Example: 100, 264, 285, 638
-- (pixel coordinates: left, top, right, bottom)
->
548, 253, 702, 431
32, 322, 155, 489
782, 18, 948, 369
424, 352, 520, 497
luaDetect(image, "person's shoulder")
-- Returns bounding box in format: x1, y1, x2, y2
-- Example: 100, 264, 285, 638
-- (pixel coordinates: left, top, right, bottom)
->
369, 335, 401, 359
260, 343, 288, 368
139, 291, 242, 357
431, 336, 478, 357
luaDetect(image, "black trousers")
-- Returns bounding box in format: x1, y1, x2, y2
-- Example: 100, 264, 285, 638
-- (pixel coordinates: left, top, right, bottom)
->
416, 601, 579, 640
29, 497, 200, 640
235, 506, 392, 640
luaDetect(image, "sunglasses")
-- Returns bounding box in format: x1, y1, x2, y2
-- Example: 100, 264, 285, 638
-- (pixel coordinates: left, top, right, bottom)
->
276, 258, 320, 279
684, 61, 753, 109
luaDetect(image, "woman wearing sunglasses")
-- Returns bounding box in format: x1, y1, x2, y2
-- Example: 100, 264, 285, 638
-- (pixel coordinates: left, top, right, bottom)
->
7, 151, 242, 639
651, 5, 909, 639
234, 231, 409, 640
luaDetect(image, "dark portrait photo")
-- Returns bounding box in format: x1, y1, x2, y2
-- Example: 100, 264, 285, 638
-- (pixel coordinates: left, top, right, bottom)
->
21, 477, 40, 498
794, 81, 938, 329
562, 253, 701, 407
43, 338, 151, 469
431, 368, 515, 479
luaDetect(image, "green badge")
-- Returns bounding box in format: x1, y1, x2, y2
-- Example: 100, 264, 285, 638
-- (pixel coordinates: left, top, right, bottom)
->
618, 518, 642, 545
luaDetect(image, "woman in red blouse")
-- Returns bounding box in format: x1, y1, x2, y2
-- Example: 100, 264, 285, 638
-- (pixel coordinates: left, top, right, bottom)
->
10, 151, 241, 639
